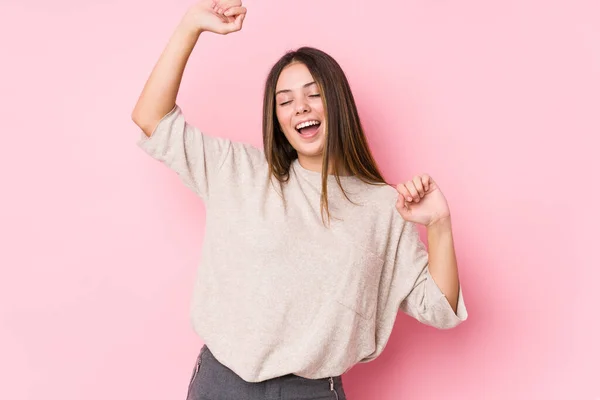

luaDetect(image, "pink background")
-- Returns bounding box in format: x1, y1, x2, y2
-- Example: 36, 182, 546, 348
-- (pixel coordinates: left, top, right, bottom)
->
1, 0, 598, 399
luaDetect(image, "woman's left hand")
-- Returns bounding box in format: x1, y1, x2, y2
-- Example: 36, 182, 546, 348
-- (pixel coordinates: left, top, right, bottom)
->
395, 174, 451, 227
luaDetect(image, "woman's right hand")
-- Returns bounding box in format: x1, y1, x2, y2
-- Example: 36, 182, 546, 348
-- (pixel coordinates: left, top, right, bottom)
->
182, 0, 246, 35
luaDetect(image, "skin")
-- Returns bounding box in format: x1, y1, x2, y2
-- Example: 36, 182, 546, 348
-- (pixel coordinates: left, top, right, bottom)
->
275, 62, 327, 173
396, 176, 460, 313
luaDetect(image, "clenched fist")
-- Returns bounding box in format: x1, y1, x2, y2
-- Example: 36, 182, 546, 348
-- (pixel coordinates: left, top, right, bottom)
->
395, 174, 451, 227
182, 0, 247, 35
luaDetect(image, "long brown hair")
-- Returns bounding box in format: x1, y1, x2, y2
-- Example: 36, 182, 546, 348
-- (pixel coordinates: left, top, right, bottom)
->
262, 47, 388, 224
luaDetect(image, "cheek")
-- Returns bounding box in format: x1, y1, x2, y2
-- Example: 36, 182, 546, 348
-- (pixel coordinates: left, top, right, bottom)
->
314, 101, 325, 118
275, 110, 294, 142
275, 109, 289, 129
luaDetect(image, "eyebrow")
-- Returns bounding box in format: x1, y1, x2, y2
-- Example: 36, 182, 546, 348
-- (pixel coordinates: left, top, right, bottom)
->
275, 81, 317, 96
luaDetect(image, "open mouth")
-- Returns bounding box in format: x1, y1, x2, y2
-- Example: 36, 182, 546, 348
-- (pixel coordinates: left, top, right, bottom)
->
295, 120, 321, 137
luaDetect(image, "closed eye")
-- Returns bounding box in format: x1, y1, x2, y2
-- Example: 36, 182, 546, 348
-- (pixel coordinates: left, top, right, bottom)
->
279, 94, 319, 106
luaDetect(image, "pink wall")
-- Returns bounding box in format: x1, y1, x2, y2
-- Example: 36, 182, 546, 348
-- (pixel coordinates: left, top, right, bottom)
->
1, 1, 598, 399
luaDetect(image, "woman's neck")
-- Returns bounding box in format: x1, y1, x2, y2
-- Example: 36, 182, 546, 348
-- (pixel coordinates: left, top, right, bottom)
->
297, 155, 351, 176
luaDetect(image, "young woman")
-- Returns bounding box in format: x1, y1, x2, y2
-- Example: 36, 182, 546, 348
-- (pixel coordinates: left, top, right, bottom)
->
132, 1, 468, 399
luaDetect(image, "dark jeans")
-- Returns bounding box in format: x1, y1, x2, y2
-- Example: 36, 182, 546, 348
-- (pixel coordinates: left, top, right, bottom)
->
186, 345, 347, 400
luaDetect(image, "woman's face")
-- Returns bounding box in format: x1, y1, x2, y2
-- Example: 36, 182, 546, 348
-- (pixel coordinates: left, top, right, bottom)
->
275, 62, 326, 171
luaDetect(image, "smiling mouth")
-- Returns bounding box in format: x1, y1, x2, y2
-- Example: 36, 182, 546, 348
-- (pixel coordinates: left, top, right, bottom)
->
295, 120, 321, 136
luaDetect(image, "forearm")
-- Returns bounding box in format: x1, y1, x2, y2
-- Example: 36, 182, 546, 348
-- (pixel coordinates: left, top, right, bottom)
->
426, 216, 460, 313
131, 17, 202, 136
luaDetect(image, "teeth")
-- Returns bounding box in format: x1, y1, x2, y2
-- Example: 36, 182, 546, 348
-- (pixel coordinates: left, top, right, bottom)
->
295, 120, 320, 130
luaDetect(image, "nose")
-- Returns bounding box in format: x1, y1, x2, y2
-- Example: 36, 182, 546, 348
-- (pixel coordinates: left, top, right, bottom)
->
294, 99, 310, 115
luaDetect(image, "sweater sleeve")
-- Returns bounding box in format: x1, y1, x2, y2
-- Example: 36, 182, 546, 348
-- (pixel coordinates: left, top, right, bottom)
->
395, 221, 468, 329
137, 104, 232, 201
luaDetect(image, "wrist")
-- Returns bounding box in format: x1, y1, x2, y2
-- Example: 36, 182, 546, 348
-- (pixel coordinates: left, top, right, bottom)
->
178, 14, 204, 36
427, 214, 452, 230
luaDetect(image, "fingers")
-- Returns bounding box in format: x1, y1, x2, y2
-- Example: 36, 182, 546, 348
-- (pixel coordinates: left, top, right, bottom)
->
406, 181, 420, 202
396, 174, 431, 203
220, 11, 244, 32
397, 181, 420, 203
211, 6, 246, 34
224, 6, 247, 17
212, 1, 226, 15
396, 183, 413, 202
233, 11, 245, 29
212, 0, 243, 15
412, 177, 425, 198
395, 193, 409, 218
421, 174, 431, 192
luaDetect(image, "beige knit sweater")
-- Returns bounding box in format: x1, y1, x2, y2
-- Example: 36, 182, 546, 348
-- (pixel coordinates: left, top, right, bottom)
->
137, 104, 468, 382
